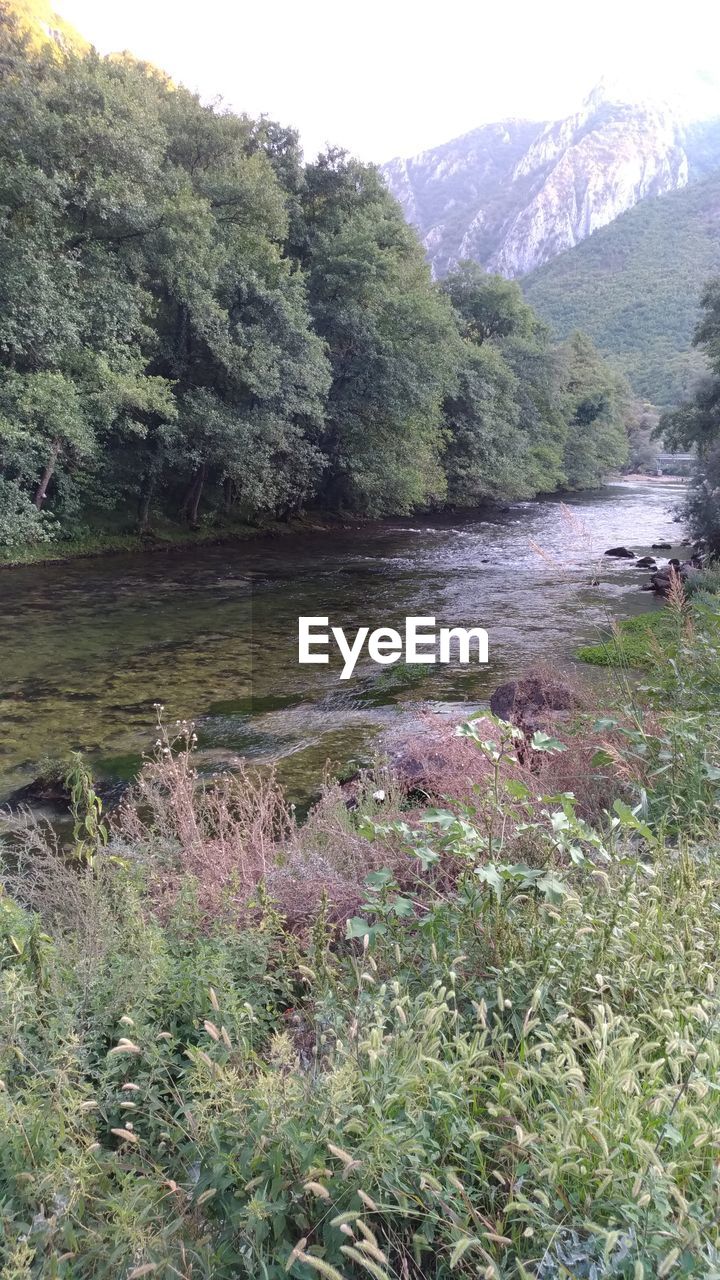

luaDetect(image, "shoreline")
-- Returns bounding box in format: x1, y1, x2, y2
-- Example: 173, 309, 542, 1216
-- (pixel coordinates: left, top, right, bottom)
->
0, 513, 356, 571
620, 472, 689, 484
0, 473, 680, 572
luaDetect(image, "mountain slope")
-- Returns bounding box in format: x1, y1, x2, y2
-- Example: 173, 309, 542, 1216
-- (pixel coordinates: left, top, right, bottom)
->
383, 87, 720, 279
523, 171, 720, 406
1, 0, 88, 53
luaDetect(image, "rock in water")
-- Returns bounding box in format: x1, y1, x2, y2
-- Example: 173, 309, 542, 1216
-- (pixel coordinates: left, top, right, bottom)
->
605, 546, 635, 558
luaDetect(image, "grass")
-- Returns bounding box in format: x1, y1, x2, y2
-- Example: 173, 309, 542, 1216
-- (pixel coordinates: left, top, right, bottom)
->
2, 836, 720, 1278
576, 610, 676, 667
2, 593, 720, 1276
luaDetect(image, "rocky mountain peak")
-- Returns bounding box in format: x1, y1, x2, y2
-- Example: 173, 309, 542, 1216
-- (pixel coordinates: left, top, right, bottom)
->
382, 84, 720, 279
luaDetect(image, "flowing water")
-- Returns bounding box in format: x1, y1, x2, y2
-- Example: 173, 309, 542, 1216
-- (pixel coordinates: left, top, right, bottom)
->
0, 479, 687, 805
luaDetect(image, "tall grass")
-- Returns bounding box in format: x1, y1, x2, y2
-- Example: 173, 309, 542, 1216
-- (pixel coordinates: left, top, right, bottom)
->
2, 610, 720, 1277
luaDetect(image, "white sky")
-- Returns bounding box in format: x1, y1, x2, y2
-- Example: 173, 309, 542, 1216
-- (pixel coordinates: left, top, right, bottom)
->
53, 0, 720, 163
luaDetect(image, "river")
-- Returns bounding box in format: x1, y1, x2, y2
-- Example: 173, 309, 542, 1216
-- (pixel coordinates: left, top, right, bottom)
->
0, 479, 687, 805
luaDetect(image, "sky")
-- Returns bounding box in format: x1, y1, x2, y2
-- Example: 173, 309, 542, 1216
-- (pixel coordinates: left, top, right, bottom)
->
53, 0, 720, 163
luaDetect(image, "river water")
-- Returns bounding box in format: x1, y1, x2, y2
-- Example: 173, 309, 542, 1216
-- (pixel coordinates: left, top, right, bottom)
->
0, 480, 687, 804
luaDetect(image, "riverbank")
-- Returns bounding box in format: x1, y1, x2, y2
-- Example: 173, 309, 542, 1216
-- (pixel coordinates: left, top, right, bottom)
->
0, 512, 357, 570
0, 471, 680, 569
2, 585, 719, 1276
621, 471, 690, 484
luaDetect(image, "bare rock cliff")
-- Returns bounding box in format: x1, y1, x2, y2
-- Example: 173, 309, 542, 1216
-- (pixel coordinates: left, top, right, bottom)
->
382, 85, 717, 277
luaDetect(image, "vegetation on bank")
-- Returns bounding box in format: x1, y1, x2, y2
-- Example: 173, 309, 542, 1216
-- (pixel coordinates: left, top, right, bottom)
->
2, 587, 720, 1277
662, 280, 720, 553
575, 569, 720, 669
0, 511, 344, 568
0, 1, 637, 559
576, 610, 674, 668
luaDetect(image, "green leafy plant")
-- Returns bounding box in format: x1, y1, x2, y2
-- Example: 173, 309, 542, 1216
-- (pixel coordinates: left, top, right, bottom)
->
64, 752, 108, 867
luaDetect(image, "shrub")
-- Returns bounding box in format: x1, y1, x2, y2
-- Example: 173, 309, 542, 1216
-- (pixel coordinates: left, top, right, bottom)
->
684, 559, 720, 599
2, 807, 720, 1277
0, 480, 58, 549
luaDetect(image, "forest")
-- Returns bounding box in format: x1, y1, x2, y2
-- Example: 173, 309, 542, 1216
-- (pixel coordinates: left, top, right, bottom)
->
523, 170, 720, 409
661, 276, 720, 548
0, 4, 635, 554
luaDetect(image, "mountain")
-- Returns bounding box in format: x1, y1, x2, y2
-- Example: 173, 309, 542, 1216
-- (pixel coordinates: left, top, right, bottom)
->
2, 0, 88, 53
382, 84, 720, 279
523, 170, 720, 408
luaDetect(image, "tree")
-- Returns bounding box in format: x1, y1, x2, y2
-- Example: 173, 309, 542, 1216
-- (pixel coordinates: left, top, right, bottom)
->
0, 6, 636, 550
555, 332, 630, 489
442, 342, 526, 505
660, 279, 720, 547
625, 401, 660, 474
298, 152, 459, 515
442, 261, 536, 346
441, 264, 568, 502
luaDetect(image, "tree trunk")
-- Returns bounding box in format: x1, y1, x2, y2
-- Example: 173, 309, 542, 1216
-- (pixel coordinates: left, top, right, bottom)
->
34, 441, 61, 509
182, 463, 206, 527
180, 469, 202, 522
138, 474, 156, 532
223, 476, 234, 514
189, 463, 206, 526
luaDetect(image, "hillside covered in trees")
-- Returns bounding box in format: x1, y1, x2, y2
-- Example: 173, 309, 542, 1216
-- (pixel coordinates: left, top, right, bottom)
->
0, 1, 634, 554
523, 171, 720, 407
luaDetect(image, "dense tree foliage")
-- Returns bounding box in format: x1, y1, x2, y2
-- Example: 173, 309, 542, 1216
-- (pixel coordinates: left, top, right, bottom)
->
523, 172, 720, 410
0, 5, 632, 549
440, 264, 630, 504
661, 279, 720, 548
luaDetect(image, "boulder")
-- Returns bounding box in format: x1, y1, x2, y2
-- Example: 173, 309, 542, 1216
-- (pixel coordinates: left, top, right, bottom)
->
649, 562, 697, 597
635, 556, 657, 568
490, 676, 580, 735
604, 546, 635, 559
650, 570, 672, 597
652, 542, 672, 550
7, 773, 72, 810
7, 770, 127, 814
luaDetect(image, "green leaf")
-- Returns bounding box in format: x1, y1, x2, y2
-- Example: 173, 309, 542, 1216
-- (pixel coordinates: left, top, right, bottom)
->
474, 865, 505, 901
411, 844, 440, 870
530, 730, 567, 753
391, 897, 415, 918
505, 778, 531, 800
365, 869, 394, 889
612, 799, 655, 843
449, 1237, 480, 1268
345, 917, 372, 940
536, 873, 567, 903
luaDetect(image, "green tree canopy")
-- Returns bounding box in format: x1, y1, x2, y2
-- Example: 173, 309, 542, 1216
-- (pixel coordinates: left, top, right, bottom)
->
0, 4, 633, 548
